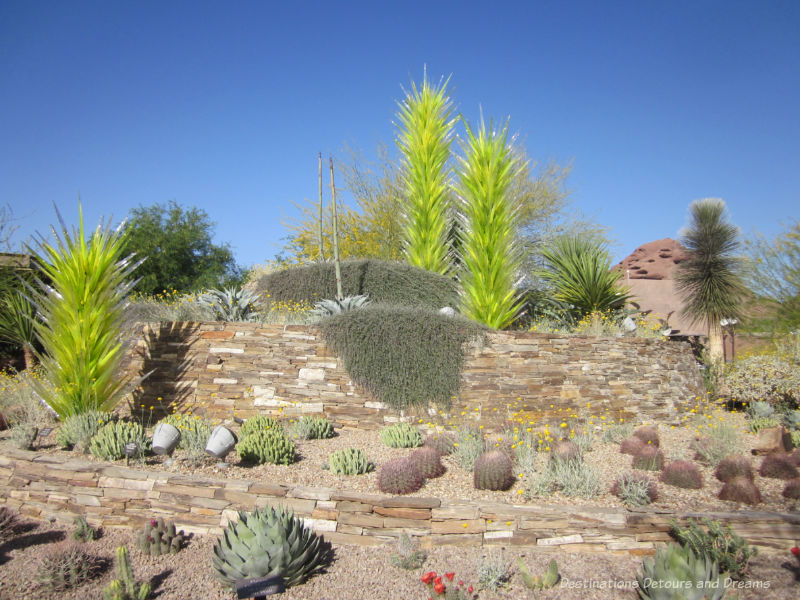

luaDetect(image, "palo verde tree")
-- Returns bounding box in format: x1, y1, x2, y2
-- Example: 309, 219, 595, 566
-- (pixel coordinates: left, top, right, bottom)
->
674, 198, 746, 364
395, 73, 457, 275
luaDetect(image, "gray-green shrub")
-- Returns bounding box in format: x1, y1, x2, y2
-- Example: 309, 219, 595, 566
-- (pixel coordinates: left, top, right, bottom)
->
453, 426, 485, 471
57, 411, 117, 452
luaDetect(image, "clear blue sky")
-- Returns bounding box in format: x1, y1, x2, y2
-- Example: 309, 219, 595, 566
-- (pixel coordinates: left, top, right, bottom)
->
2, 0, 798, 268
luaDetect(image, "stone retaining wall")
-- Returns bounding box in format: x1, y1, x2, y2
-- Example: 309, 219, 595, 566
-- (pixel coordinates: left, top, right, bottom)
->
120, 323, 704, 429
2, 447, 797, 554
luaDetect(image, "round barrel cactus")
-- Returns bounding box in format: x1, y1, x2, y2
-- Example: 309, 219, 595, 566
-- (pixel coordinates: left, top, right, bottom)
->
473, 449, 514, 491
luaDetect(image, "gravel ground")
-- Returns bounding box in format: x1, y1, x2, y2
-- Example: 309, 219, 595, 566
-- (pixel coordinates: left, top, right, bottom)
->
0, 519, 798, 600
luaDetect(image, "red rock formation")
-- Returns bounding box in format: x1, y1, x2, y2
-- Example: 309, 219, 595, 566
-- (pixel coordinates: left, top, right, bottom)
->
616, 238, 688, 280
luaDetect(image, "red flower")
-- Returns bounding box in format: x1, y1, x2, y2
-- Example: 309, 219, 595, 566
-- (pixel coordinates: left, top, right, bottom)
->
792, 547, 800, 556
421, 571, 436, 584
468, 585, 474, 593
458, 580, 464, 586
445, 572, 455, 581
434, 576, 442, 585
433, 582, 446, 594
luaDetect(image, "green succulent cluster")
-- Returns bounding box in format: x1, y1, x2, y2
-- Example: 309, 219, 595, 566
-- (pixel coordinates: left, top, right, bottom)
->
290, 416, 334, 440
137, 517, 185, 556
103, 546, 151, 600
748, 416, 781, 433
637, 543, 725, 600
327, 448, 373, 475
379, 422, 423, 448
519, 558, 560, 590
56, 410, 117, 452
212, 506, 332, 589
89, 421, 149, 461
239, 415, 282, 438
237, 427, 296, 465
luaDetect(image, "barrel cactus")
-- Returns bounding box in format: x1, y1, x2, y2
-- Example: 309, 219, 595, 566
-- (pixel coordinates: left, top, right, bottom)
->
211, 505, 332, 589
473, 450, 514, 491
409, 446, 445, 479
637, 543, 725, 600
378, 457, 425, 494
236, 428, 296, 465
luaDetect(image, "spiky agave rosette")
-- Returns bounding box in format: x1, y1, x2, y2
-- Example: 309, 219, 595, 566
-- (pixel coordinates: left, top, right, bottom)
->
211, 506, 332, 589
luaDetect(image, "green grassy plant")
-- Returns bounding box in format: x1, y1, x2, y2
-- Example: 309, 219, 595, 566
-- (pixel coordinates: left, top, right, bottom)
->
28, 206, 139, 417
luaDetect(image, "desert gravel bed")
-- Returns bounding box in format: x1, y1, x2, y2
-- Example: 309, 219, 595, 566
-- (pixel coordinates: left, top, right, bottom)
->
0, 519, 797, 600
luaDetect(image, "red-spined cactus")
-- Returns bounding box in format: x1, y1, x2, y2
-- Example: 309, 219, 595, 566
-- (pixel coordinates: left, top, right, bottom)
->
718, 476, 762, 505
423, 433, 455, 456
759, 454, 800, 480
632, 445, 664, 471
632, 425, 660, 447
714, 455, 754, 482
409, 446, 446, 479
378, 457, 425, 495
783, 478, 800, 499
620, 437, 646, 455
550, 440, 580, 463
660, 460, 703, 489
473, 450, 514, 491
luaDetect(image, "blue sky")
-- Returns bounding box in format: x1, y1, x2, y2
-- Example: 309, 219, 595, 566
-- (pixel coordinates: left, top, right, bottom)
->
1, 0, 798, 269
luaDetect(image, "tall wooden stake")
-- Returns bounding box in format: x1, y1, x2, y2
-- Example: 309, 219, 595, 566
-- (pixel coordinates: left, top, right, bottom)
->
318, 152, 324, 261
329, 157, 343, 300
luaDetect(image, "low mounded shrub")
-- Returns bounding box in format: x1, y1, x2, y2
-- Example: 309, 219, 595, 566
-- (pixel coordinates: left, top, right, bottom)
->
528, 455, 601, 499
422, 433, 455, 456
619, 437, 645, 455
0, 506, 18, 542
453, 426, 486, 471
692, 422, 742, 467
759, 453, 799, 480
378, 457, 424, 495
610, 472, 658, 507
409, 446, 446, 479
632, 446, 664, 471
602, 422, 633, 444
725, 353, 800, 408
718, 476, 762, 505
660, 460, 703, 489
56, 411, 116, 452
714, 455, 754, 482
632, 425, 660, 447
474, 450, 514, 491
379, 422, 423, 449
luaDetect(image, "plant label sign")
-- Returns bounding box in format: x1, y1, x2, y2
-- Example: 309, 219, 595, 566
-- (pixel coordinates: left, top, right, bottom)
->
236, 576, 286, 598
123, 442, 139, 456
37, 427, 53, 438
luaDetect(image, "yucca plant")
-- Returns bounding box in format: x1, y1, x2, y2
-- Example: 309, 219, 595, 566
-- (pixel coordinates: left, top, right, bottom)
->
26, 206, 141, 418
537, 235, 630, 320
0, 289, 38, 369
456, 118, 524, 329
395, 73, 457, 275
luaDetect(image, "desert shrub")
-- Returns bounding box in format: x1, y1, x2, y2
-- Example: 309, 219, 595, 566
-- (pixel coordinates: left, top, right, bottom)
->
476, 553, 512, 591
379, 422, 423, 448
529, 455, 601, 499
89, 421, 149, 461
632, 446, 664, 471
327, 448, 373, 475
34, 541, 104, 592
513, 433, 539, 475
252, 259, 460, 311
0, 506, 18, 542
714, 455, 754, 482
747, 400, 776, 419
670, 517, 757, 580
791, 431, 800, 450
9, 421, 39, 449
758, 453, 799, 479
632, 425, 660, 447
611, 472, 658, 507
422, 433, 455, 455
289, 416, 334, 440
782, 408, 800, 431
602, 422, 633, 443
783, 478, 800, 499
725, 353, 800, 408
378, 457, 424, 494
571, 429, 594, 453
718, 476, 762, 505
453, 426, 485, 471
389, 533, 426, 570
409, 446, 446, 479
236, 428, 296, 465
158, 414, 211, 463
473, 450, 514, 491
319, 304, 484, 411
238, 415, 282, 439
125, 291, 214, 324
57, 411, 117, 452
619, 437, 645, 455
748, 416, 781, 433
660, 460, 703, 489
0, 369, 56, 437
550, 440, 580, 463
692, 422, 742, 467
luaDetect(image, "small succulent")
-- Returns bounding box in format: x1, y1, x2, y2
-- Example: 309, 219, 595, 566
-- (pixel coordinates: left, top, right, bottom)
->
103, 545, 151, 600
749, 416, 782, 433
473, 450, 514, 491
783, 409, 800, 431
197, 286, 261, 322
290, 416, 334, 440
89, 421, 149, 461
379, 422, 423, 449
327, 447, 374, 475
670, 517, 757, 581
519, 558, 560, 590
73, 516, 99, 542
236, 428, 296, 465
660, 460, 703, 489
637, 543, 725, 600
748, 400, 776, 419
409, 446, 446, 479
238, 415, 282, 439
378, 457, 424, 495
311, 294, 370, 318
718, 476, 762, 505
212, 505, 332, 589
137, 517, 185, 556
714, 455, 754, 482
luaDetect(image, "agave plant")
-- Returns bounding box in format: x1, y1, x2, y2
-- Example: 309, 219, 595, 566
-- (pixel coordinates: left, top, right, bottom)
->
637, 543, 725, 600
26, 205, 141, 418
396, 72, 457, 275
311, 294, 370, 318
537, 235, 631, 320
456, 117, 524, 329
212, 505, 332, 589
197, 287, 260, 322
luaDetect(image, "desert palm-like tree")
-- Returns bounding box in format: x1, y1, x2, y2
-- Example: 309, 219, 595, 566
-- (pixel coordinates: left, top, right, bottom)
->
0, 289, 38, 369
395, 73, 457, 274
674, 198, 746, 364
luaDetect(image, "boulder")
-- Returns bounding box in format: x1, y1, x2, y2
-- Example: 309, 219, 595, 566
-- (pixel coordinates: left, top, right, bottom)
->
751, 426, 794, 455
